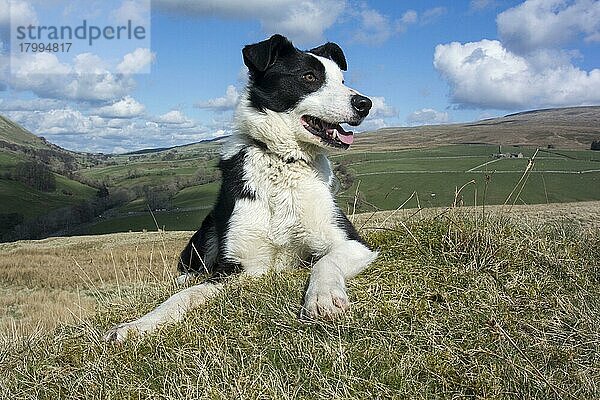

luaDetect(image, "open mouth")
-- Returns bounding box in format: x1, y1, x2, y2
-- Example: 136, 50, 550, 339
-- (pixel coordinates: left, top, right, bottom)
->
300, 115, 354, 149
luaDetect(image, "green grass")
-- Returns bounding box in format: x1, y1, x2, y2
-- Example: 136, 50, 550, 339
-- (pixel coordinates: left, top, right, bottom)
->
84, 209, 211, 235
76, 144, 600, 236
86, 182, 219, 233
336, 145, 600, 213
0, 151, 25, 168
2, 214, 598, 398
0, 116, 48, 148
0, 174, 97, 219
79, 159, 218, 189
172, 182, 219, 209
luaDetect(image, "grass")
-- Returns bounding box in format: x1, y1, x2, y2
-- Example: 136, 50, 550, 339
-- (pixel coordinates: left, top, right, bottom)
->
336, 145, 600, 213
84, 209, 211, 235
75, 145, 600, 236
0, 231, 191, 339
1, 207, 599, 399
0, 174, 97, 219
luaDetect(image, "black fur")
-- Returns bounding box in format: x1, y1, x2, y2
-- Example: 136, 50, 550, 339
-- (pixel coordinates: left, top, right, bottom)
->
334, 207, 368, 247
179, 34, 366, 281
178, 211, 215, 273
242, 34, 294, 73
309, 42, 347, 71
243, 35, 328, 112
178, 148, 254, 279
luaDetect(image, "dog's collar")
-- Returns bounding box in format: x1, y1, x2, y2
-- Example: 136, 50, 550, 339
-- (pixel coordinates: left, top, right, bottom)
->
249, 137, 301, 164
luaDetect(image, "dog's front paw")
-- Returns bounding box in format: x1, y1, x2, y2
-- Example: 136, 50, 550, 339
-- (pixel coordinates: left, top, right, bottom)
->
301, 283, 350, 320
104, 320, 152, 343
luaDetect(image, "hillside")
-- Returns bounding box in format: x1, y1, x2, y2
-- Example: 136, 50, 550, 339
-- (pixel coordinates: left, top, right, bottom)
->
1, 106, 599, 242
1, 204, 598, 398
0, 116, 102, 240
0, 115, 50, 149
354, 106, 600, 151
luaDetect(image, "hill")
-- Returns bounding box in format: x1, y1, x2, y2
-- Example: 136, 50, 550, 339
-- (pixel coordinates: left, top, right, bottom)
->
1, 204, 598, 398
0, 116, 106, 240
355, 106, 600, 151
1, 106, 599, 241
0, 114, 51, 149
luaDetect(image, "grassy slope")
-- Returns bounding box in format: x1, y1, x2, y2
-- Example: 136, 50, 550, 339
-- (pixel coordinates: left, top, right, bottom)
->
354, 106, 600, 151
0, 115, 49, 148
0, 115, 99, 221
79, 144, 600, 235
336, 145, 600, 213
1, 208, 599, 399
0, 174, 97, 219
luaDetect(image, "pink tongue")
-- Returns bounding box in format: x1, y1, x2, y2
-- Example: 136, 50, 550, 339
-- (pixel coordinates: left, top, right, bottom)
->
335, 128, 354, 145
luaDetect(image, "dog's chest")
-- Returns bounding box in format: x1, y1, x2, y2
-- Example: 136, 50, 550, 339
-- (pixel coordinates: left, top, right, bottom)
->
247, 151, 335, 252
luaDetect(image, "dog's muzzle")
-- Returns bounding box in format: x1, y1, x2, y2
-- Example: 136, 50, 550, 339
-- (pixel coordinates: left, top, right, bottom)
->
351, 95, 372, 118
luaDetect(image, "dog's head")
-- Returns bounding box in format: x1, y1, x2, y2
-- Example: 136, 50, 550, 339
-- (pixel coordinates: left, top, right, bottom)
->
239, 34, 371, 152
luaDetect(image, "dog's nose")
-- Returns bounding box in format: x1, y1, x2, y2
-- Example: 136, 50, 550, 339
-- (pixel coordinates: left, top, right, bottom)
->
351, 95, 372, 117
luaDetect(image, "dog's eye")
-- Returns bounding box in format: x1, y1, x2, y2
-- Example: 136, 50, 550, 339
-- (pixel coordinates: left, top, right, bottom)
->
303, 72, 317, 82
342, 80, 345, 84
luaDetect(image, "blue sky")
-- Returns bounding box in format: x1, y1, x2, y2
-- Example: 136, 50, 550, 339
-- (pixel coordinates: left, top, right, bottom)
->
0, 0, 599, 153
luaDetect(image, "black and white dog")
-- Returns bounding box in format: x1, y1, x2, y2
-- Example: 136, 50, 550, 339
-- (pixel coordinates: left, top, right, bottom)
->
105, 34, 377, 342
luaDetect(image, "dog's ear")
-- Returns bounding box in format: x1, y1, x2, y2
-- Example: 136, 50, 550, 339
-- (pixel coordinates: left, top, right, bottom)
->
309, 42, 347, 71
243, 34, 295, 73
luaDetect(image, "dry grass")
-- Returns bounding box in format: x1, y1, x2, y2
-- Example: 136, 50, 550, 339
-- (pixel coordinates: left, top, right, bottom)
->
0, 231, 191, 339
0, 287, 95, 340
353, 106, 600, 151
0, 202, 598, 341
0, 203, 599, 399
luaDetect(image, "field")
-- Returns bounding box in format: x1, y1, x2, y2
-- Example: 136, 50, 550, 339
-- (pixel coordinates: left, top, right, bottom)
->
2, 108, 600, 240
1, 204, 599, 398
0, 174, 97, 219
335, 145, 600, 212
77, 144, 600, 235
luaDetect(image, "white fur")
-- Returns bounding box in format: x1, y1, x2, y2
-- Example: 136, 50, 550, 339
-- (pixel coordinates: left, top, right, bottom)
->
104, 282, 222, 342
105, 51, 377, 342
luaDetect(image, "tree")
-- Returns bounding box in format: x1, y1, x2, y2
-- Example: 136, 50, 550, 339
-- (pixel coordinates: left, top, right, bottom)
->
97, 186, 109, 198
12, 161, 56, 192
591, 140, 600, 151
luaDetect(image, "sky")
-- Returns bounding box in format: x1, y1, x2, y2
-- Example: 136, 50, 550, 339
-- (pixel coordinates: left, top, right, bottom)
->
0, 0, 599, 153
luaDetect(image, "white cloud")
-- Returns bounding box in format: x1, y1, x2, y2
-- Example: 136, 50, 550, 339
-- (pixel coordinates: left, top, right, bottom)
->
73, 53, 109, 74
196, 85, 240, 111
95, 96, 145, 118
396, 10, 417, 33
357, 117, 387, 131
111, 0, 150, 26
350, 6, 444, 45
0, 97, 65, 111
369, 96, 397, 119
469, 0, 497, 11
497, 0, 600, 54
352, 96, 397, 131
9, 109, 93, 135
0, 0, 38, 40
116, 48, 155, 74
406, 108, 449, 125
9, 52, 137, 102
421, 7, 447, 25
153, 0, 345, 44
352, 8, 393, 45
154, 110, 193, 125
8, 107, 212, 153
434, 39, 600, 109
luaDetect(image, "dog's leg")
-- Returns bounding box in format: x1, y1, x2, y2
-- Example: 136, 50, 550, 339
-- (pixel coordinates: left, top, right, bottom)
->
104, 281, 222, 342
176, 213, 219, 285
302, 239, 377, 319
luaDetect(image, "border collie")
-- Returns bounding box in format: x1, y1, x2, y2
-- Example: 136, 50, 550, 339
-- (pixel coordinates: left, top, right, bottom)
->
105, 34, 377, 342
